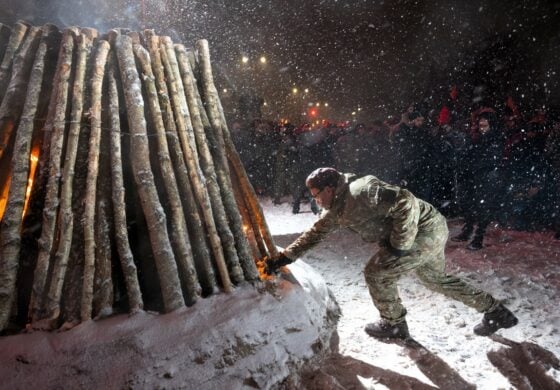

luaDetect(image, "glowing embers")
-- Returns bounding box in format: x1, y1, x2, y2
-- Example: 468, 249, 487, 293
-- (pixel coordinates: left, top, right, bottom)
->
23, 147, 39, 217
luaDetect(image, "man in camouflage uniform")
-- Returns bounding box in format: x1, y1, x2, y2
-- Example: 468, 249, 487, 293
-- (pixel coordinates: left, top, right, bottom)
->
266, 168, 518, 339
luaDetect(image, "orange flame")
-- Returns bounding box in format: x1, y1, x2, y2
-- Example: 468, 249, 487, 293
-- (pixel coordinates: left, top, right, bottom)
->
22, 149, 39, 217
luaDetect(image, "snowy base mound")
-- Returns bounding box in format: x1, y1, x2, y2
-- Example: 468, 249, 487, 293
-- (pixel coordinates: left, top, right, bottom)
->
0, 262, 340, 389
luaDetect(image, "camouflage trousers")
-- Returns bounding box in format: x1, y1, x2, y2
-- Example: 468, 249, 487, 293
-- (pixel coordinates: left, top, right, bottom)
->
364, 215, 498, 325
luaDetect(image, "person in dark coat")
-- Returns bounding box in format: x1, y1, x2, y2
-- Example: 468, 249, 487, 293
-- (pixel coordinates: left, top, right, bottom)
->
453, 112, 505, 250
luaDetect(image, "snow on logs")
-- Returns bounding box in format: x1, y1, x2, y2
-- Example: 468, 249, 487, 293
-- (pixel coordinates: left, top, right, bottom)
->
0, 22, 275, 333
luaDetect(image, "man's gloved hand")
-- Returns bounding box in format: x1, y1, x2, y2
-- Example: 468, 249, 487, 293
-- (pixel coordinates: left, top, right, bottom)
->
380, 239, 411, 257
264, 253, 293, 275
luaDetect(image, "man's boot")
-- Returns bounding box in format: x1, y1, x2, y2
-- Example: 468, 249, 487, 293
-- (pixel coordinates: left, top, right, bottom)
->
474, 303, 518, 336
467, 234, 483, 250
364, 320, 410, 340
292, 203, 300, 214
452, 223, 473, 242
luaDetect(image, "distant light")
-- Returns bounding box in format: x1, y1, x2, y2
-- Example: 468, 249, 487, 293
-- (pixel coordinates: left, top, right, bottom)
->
263, 102, 268, 106
358, 107, 362, 111
304, 88, 309, 93
260, 56, 267, 64
324, 102, 329, 107
242, 56, 249, 63
223, 88, 228, 93
316, 102, 320, 107
292, 87, 298, 94
352, 111, 356, 115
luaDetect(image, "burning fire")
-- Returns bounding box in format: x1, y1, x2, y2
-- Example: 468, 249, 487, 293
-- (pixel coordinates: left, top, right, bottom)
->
23, 149, 39, 217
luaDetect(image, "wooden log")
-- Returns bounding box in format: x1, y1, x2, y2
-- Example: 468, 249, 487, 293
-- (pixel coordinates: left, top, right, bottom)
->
133, 42, 201, 304
179, 45, 259, 281
195, 40, 278, 259
115, 34, 184, 312
78, 39, 109, 321
174, 45, 245, 284
0, 26, 41, 207
159, 36, 232, 293
0, 22, 28, 102
106, 55, 143, 312
92, 197, 113, 318
144, 32, 216, 295
0, 24, 12, 67
0, 25, 49, 332
29, 29, 75, 324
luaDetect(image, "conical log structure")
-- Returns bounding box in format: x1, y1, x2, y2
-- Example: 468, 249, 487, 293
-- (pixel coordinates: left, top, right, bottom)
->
0, 23, 277, 333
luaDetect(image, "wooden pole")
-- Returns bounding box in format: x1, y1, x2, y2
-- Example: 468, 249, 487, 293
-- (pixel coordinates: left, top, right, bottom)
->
0, 25, 49, 332
144, 32, 216, 295
133, 42, 201, 304
195, 40, 278, 258
80, 39, 109, 321
0, 22, 28, 102
106, 55, 143, 312
115, 34, 184, 312
159, 36, 232, 293
174, 44, 245, 284
177, 45, 259, 281
29, 29, 75, 324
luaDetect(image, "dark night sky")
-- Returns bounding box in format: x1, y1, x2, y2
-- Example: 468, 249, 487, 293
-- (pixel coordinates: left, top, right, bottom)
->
1, 0, 559, 122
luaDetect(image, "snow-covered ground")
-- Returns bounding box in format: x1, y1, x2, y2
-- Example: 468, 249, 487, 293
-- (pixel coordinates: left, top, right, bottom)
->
262, 197, 560, 389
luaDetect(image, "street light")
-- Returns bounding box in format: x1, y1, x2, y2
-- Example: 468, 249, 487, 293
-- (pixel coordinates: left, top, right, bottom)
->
292, 87, 298, 94
324, 102, 329, 107
241, 56, 249, 63
304, 88, 309, 93
260, 56, 267, 64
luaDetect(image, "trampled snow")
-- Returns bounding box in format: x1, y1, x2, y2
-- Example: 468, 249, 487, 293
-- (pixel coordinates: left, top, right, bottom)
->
262, 196, 560, 388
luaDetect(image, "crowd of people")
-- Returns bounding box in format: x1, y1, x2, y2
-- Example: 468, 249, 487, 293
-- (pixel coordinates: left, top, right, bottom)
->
230, 97, 560, 249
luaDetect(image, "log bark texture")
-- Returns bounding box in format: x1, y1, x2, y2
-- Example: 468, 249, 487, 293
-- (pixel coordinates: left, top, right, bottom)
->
30, 29, 75, 324
106, 56, 143, 312
175, 45, 245, 284
133, 42, 200, 304
115, 34, 184, 312
0, 22, 28, 102
80, 39, 110, 321
144, 32, 216, 295
196, 39, 278, 259
0, 26, 48, 332
180, 45, 259, 281
159, 36, 232, 292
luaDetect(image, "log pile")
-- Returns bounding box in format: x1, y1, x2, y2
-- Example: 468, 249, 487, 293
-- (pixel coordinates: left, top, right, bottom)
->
0, 21, 278, 333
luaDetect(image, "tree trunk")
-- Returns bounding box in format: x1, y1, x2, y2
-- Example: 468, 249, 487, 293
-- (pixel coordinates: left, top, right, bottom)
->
144, 32, 216, 295
79, 39, 109, 321
106, 55, 143, 312
92, 197, 113, 318
0, 21, 28, 102
115, 34, 184, 312
196, 39, 278, 259
0, 26, 48, 332
159, 36, 232, 293
133, 42, 200, 305
0, 27, 42, 215
181, 44, 259, 281
174, 44, 245, 284
0, 24, 13, 65
29, 29, 75, 325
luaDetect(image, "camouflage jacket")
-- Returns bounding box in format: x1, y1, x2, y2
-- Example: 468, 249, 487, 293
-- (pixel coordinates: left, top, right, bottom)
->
284, 173, 443, 260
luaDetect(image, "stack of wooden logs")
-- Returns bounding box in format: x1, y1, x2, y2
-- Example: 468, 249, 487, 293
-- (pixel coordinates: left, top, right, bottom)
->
0, 21, 279, 333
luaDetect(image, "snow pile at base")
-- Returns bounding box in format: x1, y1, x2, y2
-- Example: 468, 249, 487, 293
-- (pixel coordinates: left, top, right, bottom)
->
0, 276, 339, 389
263, 197, 560, 388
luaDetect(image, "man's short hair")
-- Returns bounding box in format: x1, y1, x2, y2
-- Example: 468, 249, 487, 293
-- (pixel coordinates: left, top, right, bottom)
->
306, 167, 341, 190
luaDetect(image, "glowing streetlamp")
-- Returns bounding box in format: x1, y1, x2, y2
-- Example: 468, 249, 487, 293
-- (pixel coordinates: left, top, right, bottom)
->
241, 56, 249, 64
260, 56, 267, 64
292, 87, 298, 94
304, 88, 309, 93
324, 102, 329, 107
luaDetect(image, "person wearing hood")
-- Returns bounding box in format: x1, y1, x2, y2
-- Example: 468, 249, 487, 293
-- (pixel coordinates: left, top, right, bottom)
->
453, 112, 505, 250
265, 167, 518, 340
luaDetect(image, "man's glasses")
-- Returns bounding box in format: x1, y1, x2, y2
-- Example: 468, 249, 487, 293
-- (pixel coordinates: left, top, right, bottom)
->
310, 188, 324, 199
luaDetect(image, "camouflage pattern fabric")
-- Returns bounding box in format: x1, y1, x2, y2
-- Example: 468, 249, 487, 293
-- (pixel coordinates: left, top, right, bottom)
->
284, 173, 498, 324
